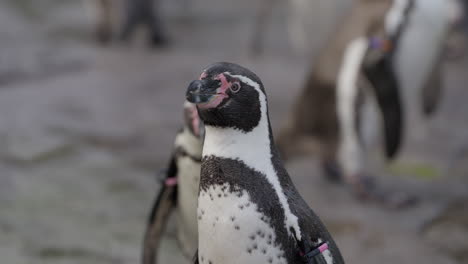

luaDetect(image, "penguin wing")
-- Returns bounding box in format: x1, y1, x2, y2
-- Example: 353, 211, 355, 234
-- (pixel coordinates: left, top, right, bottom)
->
363, 52, 403, 159
141, 156, 178, 264
291, 194, 346, 264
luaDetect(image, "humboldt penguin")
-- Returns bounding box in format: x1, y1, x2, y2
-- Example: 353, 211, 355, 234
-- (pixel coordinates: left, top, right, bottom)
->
83, 0, 166, 45
142, 101, 204, 264
186, 62, 345, 264
277, 0, 410, 207
390, 0, 460, 117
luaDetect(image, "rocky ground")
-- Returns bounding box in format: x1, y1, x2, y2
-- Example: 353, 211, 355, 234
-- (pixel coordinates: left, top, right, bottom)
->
0, 1, 467, 264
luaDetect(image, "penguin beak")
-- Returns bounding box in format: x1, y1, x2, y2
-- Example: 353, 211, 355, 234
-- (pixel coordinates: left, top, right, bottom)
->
186, 79, 219, 104
186, 78, 229, 109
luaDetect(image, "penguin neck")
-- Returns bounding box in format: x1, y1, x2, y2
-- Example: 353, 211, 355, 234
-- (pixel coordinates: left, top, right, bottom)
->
175, 127, 203, 159
202, 115, 274, 171
201, 104, 303, 241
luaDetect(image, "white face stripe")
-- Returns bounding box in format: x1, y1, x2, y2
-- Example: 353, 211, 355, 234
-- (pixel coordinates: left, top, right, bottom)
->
336, 37, 369, 177
202, 73, 302, 241
385, 0, 411, 35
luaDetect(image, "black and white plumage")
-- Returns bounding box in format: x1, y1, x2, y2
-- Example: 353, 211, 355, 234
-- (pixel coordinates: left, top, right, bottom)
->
276, 0, 456, 207
142, 102, 204, 264
276, 0, 405, 205
388, 0, 457, 117
186, 62, 345, 264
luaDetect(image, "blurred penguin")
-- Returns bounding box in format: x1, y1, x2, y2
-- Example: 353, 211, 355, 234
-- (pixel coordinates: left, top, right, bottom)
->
142, 101, 204, 264
250, 0, 353, 56
277, 0, 403, 207
278, 0, 458, 208
83, 0, 166, 46
391, 0, 459, 118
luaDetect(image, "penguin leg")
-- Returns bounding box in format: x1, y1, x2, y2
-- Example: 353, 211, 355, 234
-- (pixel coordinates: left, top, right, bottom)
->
94, 0, 113, 44
321, 159, 342, 182
140, 0, 167, 47
249, 0, 277, 56
120, 0, 142, 43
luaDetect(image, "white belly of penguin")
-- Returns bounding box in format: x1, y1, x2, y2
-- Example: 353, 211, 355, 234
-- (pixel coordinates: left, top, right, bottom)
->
176, 157, 201, 257
198, 183, 287, 264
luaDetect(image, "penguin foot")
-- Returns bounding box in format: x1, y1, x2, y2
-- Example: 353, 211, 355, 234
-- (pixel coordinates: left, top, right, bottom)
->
349, 175, 418, 209
149, 31, 168, 47
321, 160, 342, 183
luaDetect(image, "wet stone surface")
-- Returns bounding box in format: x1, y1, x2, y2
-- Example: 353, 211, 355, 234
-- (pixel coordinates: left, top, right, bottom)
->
0, 0, 467, 264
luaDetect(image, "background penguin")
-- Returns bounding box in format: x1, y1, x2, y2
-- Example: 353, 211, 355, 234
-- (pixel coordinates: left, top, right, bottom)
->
142, 101, 204, 264
277, 0, 457, 208
390, 0, 460, 118
277, 0, 408, 207
83, 0, 167, 45
186, 62, 345, 264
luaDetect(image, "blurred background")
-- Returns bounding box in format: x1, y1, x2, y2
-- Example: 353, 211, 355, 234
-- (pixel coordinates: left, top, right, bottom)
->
0, 0, 467, 263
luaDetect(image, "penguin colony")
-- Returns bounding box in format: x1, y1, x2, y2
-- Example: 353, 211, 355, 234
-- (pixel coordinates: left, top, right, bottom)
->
186, 62, 344, 264
140, 0, 457, 262
142, 102, 204, 264
277, 0, 454, 206
278, 0, 406, 205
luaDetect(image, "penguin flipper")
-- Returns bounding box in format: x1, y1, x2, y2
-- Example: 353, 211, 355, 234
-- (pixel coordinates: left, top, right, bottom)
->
141, 157, 178, 264
363, 54, 403, 159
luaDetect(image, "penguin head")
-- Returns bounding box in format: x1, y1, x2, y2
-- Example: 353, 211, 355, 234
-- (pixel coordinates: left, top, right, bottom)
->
186, 62, 266, 132
183, 101, 205, 139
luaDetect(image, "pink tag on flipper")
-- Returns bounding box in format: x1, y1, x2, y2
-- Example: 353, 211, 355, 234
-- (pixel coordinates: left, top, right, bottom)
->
165, 177, 178, 186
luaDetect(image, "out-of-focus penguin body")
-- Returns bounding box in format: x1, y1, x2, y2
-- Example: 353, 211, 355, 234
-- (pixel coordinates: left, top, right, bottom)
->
186, 62, 345, 264
278, 0, 404, 205
390, 0, 458, 117
83, 0, 166, 45
276, 0, 457, 207
142, 102, 203, 264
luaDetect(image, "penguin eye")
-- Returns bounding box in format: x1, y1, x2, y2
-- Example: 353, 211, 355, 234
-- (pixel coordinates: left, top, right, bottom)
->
230, 82, 241, 93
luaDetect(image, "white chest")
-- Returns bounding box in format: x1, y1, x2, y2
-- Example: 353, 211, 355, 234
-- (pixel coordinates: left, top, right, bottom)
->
176, 157, 201, 257
198, 183, 287, 264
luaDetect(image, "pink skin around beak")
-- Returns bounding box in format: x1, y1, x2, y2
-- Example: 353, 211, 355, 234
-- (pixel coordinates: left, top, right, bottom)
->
196, 73, 231, 109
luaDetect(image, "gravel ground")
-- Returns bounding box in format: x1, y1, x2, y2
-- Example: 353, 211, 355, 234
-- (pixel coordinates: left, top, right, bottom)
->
0, 1, 467, 264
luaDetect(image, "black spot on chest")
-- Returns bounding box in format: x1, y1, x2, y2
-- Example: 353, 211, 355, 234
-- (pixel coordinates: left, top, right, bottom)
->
199, 156, 301, 262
